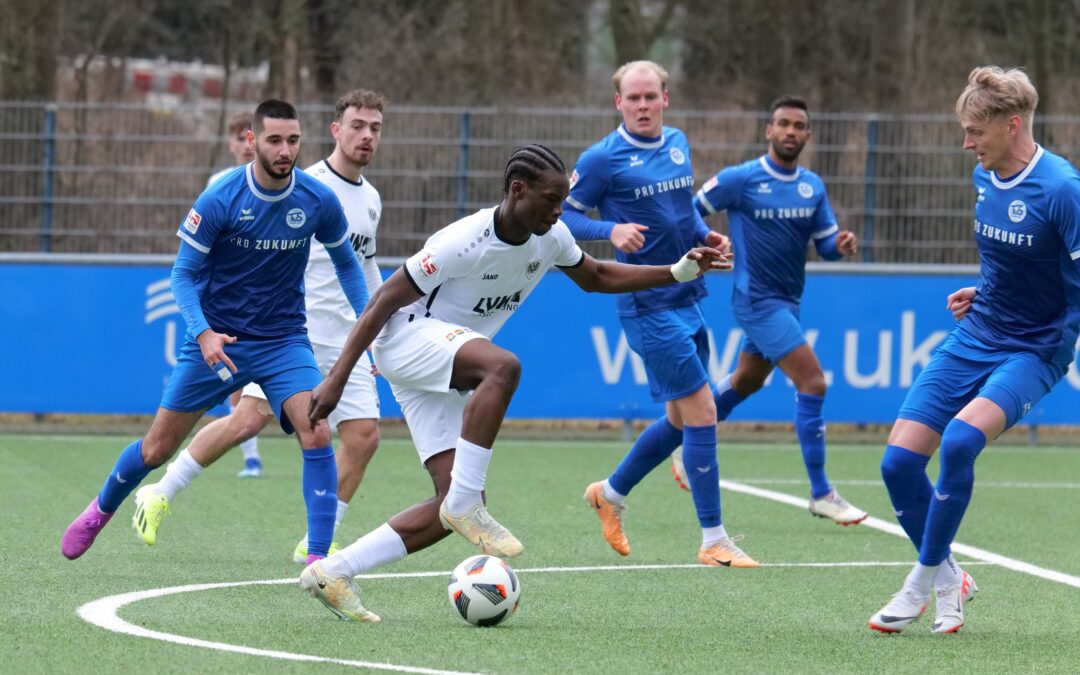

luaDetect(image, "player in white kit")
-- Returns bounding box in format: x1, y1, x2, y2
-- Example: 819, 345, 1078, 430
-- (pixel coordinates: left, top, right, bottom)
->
132, 91, 388, 561
298, 144, 731, 622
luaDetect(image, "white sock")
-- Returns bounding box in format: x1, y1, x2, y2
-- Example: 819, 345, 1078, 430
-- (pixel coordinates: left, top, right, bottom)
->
935, 554, 961, 587
701, 524, 729, 547
443, 437, 493, 514
156, 449, 203, 501
715, 373, 735, 397
323, 523, 407, 578
335, 499, 349, 530
240, 437, 261, 462
601, 479, 626, 505
904, 562, 938, 597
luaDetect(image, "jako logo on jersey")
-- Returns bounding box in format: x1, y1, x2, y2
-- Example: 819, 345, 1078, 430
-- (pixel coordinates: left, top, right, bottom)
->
416, 254, 438, 279
669, 147, 686, 165
445, 327, 474, 342
239, 208, 255, 222
286, 208, 307, 228
183, 208, 202, 234
629, 154, 644, 167
525, 260, 542, 280
1008, 199, 1027, 223
472, 291, 522, 316
482, 273, 499, 280
798, 182, 814, 199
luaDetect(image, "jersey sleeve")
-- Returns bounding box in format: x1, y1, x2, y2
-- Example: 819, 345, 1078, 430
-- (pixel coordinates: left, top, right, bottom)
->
175, 190, 227, 253
551, 222, 586, 268
811, 186, 840, 240
314, 195, 350, 249
565, 146, 611, 213
403, 227, 470, 295
694, 165, 745, 216
1050, 175, 1080, 261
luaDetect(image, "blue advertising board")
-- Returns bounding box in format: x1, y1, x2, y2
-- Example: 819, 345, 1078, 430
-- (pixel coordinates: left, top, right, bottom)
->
3, 260, 1079, 425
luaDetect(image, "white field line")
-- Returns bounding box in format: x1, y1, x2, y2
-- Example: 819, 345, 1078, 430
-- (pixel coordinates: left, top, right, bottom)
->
721, 479, 1080, 589
77, 559, 998, 672
729, 478, 1080, 489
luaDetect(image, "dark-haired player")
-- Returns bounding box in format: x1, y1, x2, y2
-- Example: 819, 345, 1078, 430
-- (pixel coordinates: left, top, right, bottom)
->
61, 99, 369, 564
672, 95, 868, 527
299, 144, 730, 622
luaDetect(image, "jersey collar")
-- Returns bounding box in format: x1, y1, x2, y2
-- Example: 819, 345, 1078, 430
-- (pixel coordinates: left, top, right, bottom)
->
758, 155, 801, 182
320, 158, 365, 186
990, 144, 1043, 190
245, 162, 296, 202
617, 124, 665, 150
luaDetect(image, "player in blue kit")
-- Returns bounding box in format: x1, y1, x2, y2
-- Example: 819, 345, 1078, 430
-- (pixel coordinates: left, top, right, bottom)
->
869, 67, 1080, 634
61, 99, 370, 564
563, 60, 757, 568
671, 96, 868, 526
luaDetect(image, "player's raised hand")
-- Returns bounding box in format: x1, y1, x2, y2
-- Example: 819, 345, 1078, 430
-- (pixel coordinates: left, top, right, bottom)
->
703, 230, 732, 257
946, 286, 977, 322
671, 246, 732, 282
836, 230, 858, 257
195, 329, 238, 381
308, 376, 346, 426
610, 222, 648, 253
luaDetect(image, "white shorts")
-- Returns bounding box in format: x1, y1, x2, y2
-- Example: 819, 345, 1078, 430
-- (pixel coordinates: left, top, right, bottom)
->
242, 341, 379, 430
373, 315, 486, 463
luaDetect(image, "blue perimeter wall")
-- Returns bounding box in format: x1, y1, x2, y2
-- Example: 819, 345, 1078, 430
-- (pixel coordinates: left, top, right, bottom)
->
3, 261, 1079, 425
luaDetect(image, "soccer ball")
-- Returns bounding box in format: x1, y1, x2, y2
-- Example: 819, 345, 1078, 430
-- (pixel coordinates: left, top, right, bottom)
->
447, 554, 521, 626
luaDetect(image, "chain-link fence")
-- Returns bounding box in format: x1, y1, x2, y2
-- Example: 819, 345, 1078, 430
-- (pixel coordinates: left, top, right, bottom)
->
3, 101, 1079, 261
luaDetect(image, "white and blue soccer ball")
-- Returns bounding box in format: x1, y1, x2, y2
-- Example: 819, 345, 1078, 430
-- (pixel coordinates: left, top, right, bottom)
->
447, 554, 521, 626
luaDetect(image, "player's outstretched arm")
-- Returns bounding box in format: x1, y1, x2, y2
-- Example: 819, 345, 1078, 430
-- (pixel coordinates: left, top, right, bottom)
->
561, 246, 730, 294
308, 268, 422, 425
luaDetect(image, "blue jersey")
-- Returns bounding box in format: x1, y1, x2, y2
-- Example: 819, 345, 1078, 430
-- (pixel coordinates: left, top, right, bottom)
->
175, 162, 350, 340
695, 155, 837, 310
564, 124, 709, 317
959, 145, 1080, 366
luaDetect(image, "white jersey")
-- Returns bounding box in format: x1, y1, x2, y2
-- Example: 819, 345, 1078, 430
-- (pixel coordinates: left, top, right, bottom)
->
401, 206, 584, 338
303, 159, 383, 347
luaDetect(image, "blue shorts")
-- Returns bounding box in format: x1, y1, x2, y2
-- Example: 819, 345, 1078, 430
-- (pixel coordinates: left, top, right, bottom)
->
621, 304, 710, 403
160, 334, 322, 434
897, 331, 1066, 434
733, 301, 807, 364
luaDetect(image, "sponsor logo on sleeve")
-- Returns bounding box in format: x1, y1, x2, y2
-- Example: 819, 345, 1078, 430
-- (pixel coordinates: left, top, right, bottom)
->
702, 176, 718, 193
569, 169, 579, 188
416, 253, 438, 280
183, 208, 202, 234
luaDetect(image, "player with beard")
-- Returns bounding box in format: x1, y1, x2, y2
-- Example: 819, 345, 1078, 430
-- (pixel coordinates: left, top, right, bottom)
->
61, 99, 369, 564
672, 96, 869, 527
129, 91, 389, 564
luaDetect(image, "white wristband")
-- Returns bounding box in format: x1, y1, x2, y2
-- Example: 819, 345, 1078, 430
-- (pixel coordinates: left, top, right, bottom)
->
670, 253, 700, 283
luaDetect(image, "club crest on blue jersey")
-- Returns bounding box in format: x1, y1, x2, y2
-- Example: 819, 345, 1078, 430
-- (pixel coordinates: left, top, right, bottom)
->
286, 208, 307, 228
1008, 200, 1027, 223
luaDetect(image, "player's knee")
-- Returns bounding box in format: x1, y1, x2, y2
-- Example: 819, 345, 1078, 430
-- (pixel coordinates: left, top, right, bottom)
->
938, 419, 986, 483
484, 352, 521, 392
140, 436, 178, 466
796, 370, 827, 396
231, 410, 268, 441
301, 423, 332, 449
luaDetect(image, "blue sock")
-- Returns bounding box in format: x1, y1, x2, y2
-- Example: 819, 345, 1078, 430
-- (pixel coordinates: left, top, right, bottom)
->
794, 392, 831, 499
608, 416, 683, 497
919, 419, 986, 566
302, 445, 338, 557
880, 444, 933, 550
97, 439, 155, 513
682, 424, 721, 528
713, 374, 745, 422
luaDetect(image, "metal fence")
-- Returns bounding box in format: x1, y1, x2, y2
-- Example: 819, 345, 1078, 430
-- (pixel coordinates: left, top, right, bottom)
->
3, 101, 1080, 262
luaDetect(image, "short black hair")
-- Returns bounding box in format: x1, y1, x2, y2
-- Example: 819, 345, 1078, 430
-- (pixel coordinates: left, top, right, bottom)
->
503, 144, 566, 193
768, 95, 810, 124
253, 99, 299, 134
